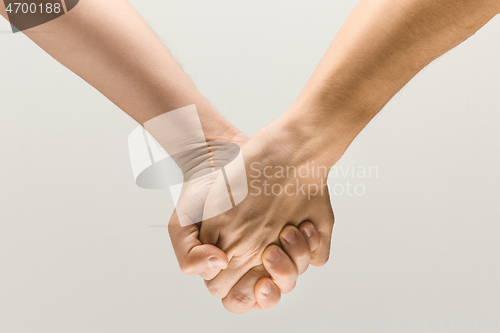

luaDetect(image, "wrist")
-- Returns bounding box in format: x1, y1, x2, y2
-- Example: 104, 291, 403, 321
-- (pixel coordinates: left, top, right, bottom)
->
276, 63, 401, 168
262, 108, 344, 172
272, 101, 370, 169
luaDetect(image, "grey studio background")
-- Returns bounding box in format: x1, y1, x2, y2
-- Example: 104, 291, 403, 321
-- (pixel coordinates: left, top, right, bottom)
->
1, 1, 500, 332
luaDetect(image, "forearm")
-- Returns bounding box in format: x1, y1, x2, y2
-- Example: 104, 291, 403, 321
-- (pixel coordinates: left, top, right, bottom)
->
1, 0, 234, 141
284, 0, 500, 166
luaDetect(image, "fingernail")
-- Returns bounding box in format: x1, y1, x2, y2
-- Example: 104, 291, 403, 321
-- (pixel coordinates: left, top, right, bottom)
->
303, 225, 313, 238
267, 248, 280, 263
208, 256, 225, 269
261, 280, 272, 295
283, 230, 297, 243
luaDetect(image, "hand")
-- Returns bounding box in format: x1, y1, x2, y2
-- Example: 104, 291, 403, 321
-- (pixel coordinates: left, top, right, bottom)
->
167, 122, 326, 312
219, 221, 322, 313
167, 124, 248, 276
200, 115, 337, 301
170, 211, 321, 313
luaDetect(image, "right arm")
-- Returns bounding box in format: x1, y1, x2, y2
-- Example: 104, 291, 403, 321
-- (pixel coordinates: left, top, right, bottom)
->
281, 0, 500, 164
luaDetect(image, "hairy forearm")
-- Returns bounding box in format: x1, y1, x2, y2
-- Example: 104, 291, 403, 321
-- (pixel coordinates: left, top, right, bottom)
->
285, 0, 500, 166
1, 0, 234, 141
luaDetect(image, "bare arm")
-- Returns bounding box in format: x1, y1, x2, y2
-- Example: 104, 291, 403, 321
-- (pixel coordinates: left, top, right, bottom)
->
199, 0, 500, 311
1, 0, 237, 141
281, 0, 500, 165
0, 1, 315, 312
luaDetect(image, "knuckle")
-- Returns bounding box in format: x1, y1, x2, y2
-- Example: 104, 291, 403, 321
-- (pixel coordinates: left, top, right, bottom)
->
312, 253, 330, 266
306, 235, 321, 251
224, 292, 255, 313
179, 262, 196, 276
272, 266, 297, 282
281, 280, 297, 294
199, 271, 216, 281
295, 250, 312, 263
205, 281, 226, 299
298, 265, 309, 275
295, 255, 312, 275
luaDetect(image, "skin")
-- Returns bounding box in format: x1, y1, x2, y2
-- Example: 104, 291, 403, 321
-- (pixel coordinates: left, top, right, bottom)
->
200, 128, 335, 300
286, 0, 500, 154
199, 0, 500, 311
0, 0, 318, 311
3, 0, 500, 314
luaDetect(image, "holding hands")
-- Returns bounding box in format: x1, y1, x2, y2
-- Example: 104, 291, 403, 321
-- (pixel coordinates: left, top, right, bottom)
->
4, 0, 499, 314
158, 107, 336, 313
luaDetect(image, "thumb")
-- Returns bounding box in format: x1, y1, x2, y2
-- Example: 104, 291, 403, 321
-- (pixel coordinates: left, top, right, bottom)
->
168, 210, 228, 277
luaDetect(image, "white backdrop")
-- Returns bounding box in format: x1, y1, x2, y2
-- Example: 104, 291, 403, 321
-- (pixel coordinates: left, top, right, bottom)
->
1, 1, 499, 332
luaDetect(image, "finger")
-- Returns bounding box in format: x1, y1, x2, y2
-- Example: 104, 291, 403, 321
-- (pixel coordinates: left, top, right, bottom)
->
298, 221, 320, 253
307, 204, 334, 266
254, 277, 281, 310
262, 245, 298, 294
197, 213, 226, 280
168, 211, 228, 276
199, 264, 224, 281
221, 265, 279, 313
198, 216, 221, 246
205, 255, 259, 299
279, 225, 312, 275
310, 231, 332, 267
